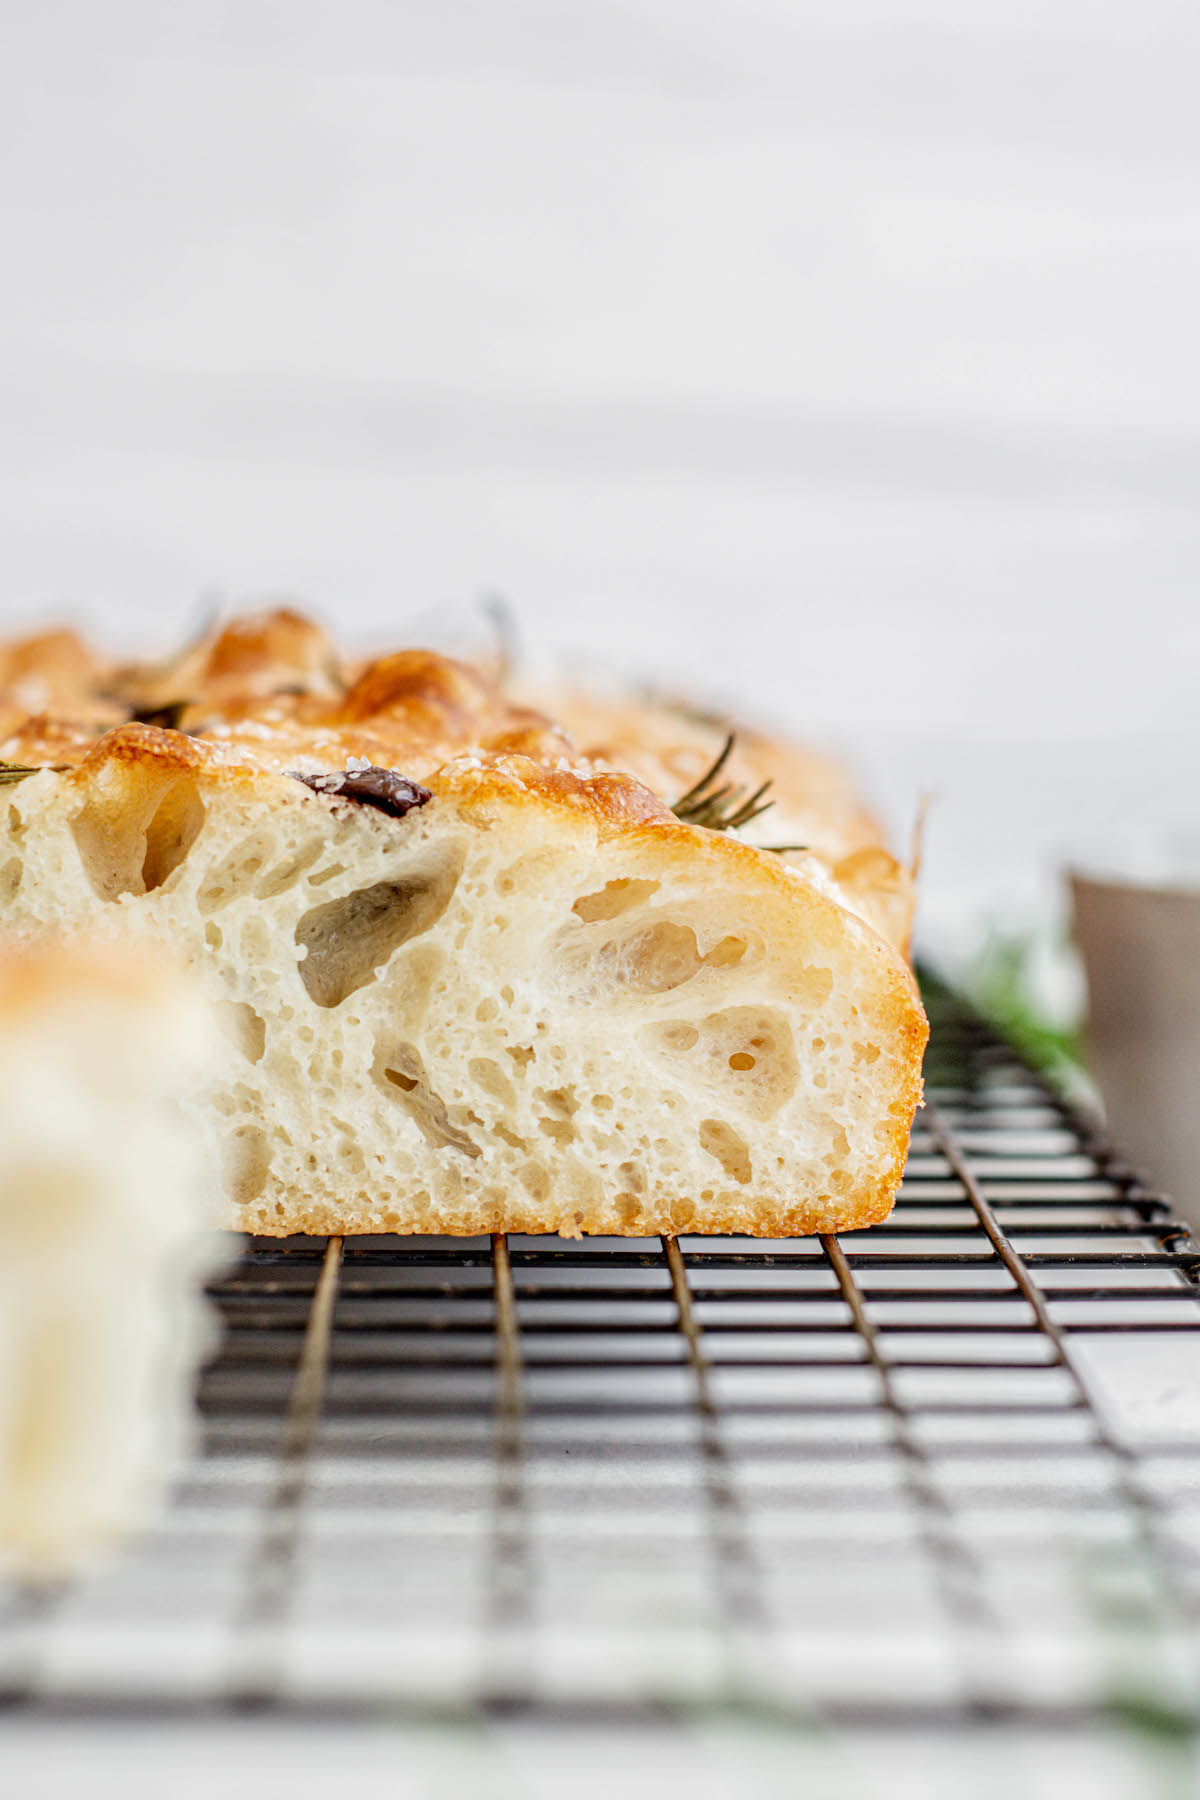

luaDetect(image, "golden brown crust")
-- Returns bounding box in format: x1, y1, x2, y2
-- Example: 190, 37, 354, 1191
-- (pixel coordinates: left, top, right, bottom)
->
522, 681, 917, 955
0, 609, 910, 926
0, 604, 925, 986
115, 606, 346, 712
0, 627, 101, 705
523, 683, 887, 855
0, 627, 127, 751
236, 1183, 902, 1241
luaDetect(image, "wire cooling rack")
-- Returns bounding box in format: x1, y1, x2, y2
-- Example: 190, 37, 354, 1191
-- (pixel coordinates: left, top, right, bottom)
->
4, 974, 1200, 1727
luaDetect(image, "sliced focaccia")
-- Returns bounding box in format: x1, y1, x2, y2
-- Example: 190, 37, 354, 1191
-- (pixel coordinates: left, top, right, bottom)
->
0, 939, 225, 1579
0, 611, 927, 1239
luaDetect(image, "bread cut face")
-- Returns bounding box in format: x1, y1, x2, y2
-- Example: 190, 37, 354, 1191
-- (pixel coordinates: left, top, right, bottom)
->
0, 612, 927, 1239
0, 939, 225, 1579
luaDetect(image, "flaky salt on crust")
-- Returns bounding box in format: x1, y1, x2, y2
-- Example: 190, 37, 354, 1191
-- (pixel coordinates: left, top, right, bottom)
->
0, 941, 226, 1579
0, 609, 927, 1239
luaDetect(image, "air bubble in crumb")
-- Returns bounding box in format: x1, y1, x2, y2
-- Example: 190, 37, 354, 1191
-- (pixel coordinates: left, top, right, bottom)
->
698, 1119, 752, 1185
572, 877, 661, 922
615, 1192, 641, 1227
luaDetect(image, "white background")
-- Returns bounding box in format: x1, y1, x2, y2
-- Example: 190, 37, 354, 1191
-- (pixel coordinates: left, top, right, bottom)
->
2, 1, 1198, 948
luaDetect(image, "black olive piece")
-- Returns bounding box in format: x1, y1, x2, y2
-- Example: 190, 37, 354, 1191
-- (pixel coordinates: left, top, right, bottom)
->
289, 765, 433, 819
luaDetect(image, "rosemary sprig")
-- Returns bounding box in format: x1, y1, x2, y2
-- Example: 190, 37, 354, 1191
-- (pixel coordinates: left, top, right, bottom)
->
0, 760, 69, 785
671, 732, 775, 832
670, 732, 808, 856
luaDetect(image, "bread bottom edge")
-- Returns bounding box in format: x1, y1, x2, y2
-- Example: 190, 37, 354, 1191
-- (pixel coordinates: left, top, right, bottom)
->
231, 1185, 899, 1241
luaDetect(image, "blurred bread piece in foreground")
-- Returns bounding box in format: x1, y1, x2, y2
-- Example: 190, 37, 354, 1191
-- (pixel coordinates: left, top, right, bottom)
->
0, 940, 227, 1581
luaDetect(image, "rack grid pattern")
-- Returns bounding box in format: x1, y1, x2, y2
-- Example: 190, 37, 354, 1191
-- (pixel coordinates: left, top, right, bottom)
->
4, 977, 1200, 1726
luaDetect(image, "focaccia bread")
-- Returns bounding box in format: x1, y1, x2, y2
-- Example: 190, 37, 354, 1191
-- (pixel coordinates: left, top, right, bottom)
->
0, 939, 225, 1579
0, 609, 927, 1239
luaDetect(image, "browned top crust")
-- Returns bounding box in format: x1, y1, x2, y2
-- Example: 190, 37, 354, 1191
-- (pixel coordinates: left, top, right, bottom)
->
524, 682, 888, 857
0, 607, 916, 952
518, 680, 918, 952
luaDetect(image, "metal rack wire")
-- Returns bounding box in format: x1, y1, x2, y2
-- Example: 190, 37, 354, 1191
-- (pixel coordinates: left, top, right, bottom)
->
5, 974, 1200, 1726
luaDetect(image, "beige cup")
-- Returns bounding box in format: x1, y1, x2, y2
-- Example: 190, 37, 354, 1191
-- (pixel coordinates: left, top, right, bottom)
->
1070, 872, 1200, 1224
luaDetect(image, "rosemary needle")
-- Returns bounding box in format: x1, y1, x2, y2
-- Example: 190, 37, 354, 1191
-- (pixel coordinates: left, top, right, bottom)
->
671, 733, 777, 833
0, 761, 69, 785
669, 733, 808, 856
